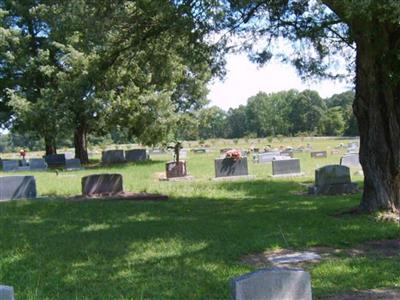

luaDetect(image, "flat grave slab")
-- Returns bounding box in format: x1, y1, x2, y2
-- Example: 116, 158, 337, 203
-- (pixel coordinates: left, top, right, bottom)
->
231, 267, 312, 300
0, 176, 37, 201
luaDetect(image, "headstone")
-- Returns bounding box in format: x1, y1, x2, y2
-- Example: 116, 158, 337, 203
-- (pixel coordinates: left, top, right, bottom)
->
65, 159, 82, 170
64, 152, 75, 159
272, 159, 302, 176
149, 148, 166, 155
309, 165, 358, 195
44, 154, 66, 168
29, 158, 48, 170
0, 176, 37, 201
215, 157, 248, 178
340, 153, 361, 168
280, 150, 294, 158
81, 174, 123, 196
0, 285, 15, 300
166, 161, 187, 178
192, 148, 207, 153
2, 160, 19, 172
125, 149, 148, 161
179, 149, 188, 159
231, 267, 312, 300
255, 152, 280, 163
101, 150, 125, 164
310, 151, 327, 158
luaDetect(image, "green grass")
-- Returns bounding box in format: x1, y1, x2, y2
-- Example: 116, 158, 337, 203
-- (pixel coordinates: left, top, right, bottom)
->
0, 138, 399, 299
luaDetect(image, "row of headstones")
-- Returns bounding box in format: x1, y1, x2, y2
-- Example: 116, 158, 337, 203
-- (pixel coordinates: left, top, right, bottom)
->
101, 149, 148, 164
1, 155, 81, 172
0, 174, 126, 201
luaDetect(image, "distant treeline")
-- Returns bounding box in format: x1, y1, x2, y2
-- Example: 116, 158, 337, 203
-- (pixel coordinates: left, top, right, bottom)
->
180, 89, 358, 140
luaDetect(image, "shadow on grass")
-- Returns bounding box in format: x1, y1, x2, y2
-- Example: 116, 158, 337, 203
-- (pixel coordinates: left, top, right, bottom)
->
0, 180, 398, 299
84, 159, 166, 170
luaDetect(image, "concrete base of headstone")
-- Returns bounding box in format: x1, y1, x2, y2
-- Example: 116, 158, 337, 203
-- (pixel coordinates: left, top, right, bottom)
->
0, 285, 15, 300
81, 174, 123, 196
159, 175, 195, 182
271, 172, 305, 178
0, 176, 37, 201
231, 267, 312, 300
213, 175, 256, 181
308, 183, 359, 195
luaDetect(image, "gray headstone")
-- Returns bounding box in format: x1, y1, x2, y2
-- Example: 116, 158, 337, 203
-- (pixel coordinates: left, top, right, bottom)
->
215, 157, 249, 178
280, 150, 294, 158
272, 159, 301, 176
309, 164, 358, 195
65, 158, 82, 170
179, 149, 188, 159
64, 152, 75, 159
256, 152, 280, 163
340, 153, 361, 168
231, 268, 312, 300
101, 150, 125, 164
0, 285, 15, 300
2, 160, 19, 172
29, 158, 47, 170
125, 149, 148, 161
316, 165, 351, 187
310, 151, 327, 158
44, 154, 66, 168
149, 148, 167, 155
81, 174, 123, 196
0, 176, 37, 201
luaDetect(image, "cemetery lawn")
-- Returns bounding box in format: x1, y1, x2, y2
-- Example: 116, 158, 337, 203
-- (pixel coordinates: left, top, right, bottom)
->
1, 138, 399, 299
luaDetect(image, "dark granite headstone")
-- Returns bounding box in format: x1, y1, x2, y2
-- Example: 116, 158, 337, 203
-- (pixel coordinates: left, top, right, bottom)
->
166, 161, 187, 178
29, 158, 47, 170
65, 159, 82, 170
309, 165, 358, 195
125, 149, 148, 161
44, 154, 66, 168
215, 157, 248, 178
101, 150, 125, 164
231, 268, 312, 300
0, 176, 37, 201
81, 174, 123, 196
0, 285, 15, 300
272, 159, 302, 176
310, 151, 327, 158
2, 160, 19, 172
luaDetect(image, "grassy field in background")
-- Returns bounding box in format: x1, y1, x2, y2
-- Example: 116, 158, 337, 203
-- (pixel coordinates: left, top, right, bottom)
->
0, 137, 399, 299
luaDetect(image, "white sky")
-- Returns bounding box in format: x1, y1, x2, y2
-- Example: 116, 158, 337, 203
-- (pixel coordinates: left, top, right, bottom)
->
207, 54, 353, 110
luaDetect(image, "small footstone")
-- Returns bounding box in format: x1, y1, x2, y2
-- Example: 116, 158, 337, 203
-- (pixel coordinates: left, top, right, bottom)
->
231, 267, 312, 300
0, 285, 15, 300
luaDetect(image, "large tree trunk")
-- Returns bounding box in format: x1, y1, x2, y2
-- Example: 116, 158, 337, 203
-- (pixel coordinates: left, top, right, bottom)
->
74, 125, 89, 164
354, 25, 400, 212
44, 135, 57, 155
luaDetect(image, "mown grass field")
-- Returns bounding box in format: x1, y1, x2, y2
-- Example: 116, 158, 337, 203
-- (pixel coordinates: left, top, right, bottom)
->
0, 137, 399, 299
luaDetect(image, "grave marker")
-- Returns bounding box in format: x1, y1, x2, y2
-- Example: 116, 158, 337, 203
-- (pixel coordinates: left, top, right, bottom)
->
101, 150, 125, 164
65, 159, 82, 171
0, 285, 15, 300
81, 174, 123, 196
231, 267, 312, 300
309, 165, 358, 195
0, 176, 37, 201
29, 158, 47, 170
272, 159, 302, 177
310, 151, 327, 158
125, 149, 148, 161
2, 160, 19, 172
215, 157, 249, 178
340, 153, 361, 168
44, 154, 66, 168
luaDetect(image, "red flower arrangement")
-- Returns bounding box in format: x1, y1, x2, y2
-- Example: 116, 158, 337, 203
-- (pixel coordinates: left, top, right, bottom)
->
225, 149, 242, 161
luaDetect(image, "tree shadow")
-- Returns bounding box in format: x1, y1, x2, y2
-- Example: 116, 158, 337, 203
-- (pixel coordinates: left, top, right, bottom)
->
0, 180, 397, 299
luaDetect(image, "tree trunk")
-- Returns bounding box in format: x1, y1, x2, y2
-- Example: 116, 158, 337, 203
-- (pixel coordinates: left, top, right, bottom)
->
354, 25, 400, 212
44, 135, 57, 155
74, 125, 89, 164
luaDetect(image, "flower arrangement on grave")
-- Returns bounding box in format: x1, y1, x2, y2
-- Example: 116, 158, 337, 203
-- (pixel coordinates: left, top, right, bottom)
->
225, 149, 242, 161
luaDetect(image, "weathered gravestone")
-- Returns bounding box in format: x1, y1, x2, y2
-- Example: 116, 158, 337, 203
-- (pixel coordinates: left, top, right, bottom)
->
81, 174, 123, 196
340, 153, 361, 168
65, 159, 82, 171
310, 151, 327, 158
29, 158, 47, 170
101, 150, 125, 164
309, 165, 358, 195
2, 160, 19, 172
272, 159, 302, 177
0, 285, 15, 300
231, 267, 312, 300
125, 149, 148, 162
44, 154, 66, 168
0, 176, 37, 201
166, 161, 188, 178
254, 152, 280, 163
215, 157, 249, 178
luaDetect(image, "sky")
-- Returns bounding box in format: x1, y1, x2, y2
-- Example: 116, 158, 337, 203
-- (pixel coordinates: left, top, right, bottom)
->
207, 54, 353, 111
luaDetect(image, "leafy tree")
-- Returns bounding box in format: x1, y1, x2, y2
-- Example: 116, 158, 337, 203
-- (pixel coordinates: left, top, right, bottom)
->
198, 106, 227, 139
318, 107, 345, 136
225, 105, 249, 138
194, 0, 398, 212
